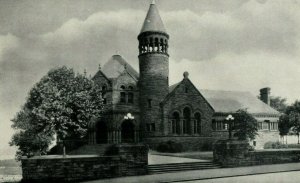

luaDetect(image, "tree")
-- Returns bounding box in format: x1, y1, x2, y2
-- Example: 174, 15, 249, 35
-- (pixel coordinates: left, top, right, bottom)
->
284, 101, 300, 144
10, 66, 103, 159
270, 96, 288, 113
232, 109, 258, 141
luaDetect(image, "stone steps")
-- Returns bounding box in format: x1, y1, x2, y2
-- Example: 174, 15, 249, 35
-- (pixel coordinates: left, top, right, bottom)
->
148, 161, 221, 174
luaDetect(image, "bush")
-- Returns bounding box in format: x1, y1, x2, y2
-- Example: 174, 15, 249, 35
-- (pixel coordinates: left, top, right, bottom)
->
264, 141, 282, 149
263, 141, 300, 149
286, 144, 300, 148
248, 145, 255, 151
201, 142, 213, 151
156, 141, 183, 153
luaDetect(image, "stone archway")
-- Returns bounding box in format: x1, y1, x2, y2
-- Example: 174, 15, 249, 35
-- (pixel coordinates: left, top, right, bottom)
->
96, 121, 108, 144
121, 120, 135, 143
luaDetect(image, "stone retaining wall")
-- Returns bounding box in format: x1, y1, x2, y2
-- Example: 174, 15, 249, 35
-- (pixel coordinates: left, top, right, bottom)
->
21, 144, 148, 182
214, 140, 300, 167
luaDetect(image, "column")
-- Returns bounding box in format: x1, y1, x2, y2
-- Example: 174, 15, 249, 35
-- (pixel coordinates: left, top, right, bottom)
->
112, 130, 116, 143
93, 131, 96, 144
118, 130, 121, 143
190, 119, 194, 135
134, 131, 137, 143
108, 131, 111, 144
180, 119, 183, 135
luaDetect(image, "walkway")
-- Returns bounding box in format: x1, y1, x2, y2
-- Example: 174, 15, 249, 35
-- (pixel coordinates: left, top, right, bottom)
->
83, 162, 300, 183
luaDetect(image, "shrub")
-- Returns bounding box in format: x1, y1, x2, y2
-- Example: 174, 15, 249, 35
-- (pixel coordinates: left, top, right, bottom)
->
264, 141, 282, 149
285, 143, 300, 148
263, 141, 300, 149
248, 145, 255, 151
156, 141, 183, 153
201, 142, 213, 151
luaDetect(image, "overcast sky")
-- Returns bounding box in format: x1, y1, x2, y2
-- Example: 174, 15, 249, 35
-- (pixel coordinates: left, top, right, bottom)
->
1, 0, 300, 156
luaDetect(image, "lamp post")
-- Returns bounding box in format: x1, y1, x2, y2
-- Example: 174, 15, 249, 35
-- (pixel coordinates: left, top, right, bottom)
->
226, 114, 234, 139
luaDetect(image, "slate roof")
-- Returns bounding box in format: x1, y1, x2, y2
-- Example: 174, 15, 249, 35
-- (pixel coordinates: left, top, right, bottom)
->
168, 82, 280, 116
101, 55, 139, 80
199, 89, 280, 115
140, 2, 166, 33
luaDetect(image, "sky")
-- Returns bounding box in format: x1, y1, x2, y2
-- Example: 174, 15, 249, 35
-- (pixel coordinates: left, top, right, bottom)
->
0, 0, 300, 157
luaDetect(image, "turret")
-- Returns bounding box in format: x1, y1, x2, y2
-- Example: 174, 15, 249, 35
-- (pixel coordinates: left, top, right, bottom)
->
138, 1, 169, 137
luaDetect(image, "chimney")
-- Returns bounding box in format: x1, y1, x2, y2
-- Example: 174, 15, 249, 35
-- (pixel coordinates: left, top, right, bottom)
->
260, 87, 271, 105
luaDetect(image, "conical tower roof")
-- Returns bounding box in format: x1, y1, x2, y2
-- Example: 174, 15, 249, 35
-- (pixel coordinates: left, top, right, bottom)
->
140, 1, 166, 33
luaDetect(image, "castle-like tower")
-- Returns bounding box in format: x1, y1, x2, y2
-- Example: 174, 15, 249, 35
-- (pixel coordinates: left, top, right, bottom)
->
138, 2, 169, 137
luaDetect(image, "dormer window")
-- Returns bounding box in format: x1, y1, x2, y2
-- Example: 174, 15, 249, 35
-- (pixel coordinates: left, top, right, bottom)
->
120, 85, 126, 90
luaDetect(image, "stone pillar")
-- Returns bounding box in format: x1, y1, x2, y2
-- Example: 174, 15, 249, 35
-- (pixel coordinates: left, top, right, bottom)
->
108, 131, 111, 144
180, 119, 184, 135
118, 130, 121, 143
112, 131, 116, 143
134, 131, 137, 143
213, 140, 250, 167
190, 119, 194, 135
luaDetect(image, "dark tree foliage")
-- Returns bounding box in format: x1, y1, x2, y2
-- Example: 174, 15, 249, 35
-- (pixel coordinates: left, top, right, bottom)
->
10, 66, 103, 159
279, 101, 300, 143
278, 114, 292, 136
232, 109, 258, 141
270, 96, 288, 113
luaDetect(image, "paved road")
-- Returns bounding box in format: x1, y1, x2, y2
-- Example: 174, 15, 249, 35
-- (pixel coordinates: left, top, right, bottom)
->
181, 171, 300, 183
84, 162, 300, 183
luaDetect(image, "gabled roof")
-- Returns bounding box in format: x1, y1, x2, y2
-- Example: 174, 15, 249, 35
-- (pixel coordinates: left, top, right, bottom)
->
92, 69, 111, 83
199, 89, 280, 115
168, 81, 280, 116
140, 2, 166, 33
164, 79, 214, 111
101, 55, 139, 80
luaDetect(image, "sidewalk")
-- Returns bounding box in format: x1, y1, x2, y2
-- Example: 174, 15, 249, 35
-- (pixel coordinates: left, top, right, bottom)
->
83, 162, 300, 183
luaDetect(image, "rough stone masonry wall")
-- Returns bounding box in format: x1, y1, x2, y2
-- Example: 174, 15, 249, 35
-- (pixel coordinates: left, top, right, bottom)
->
139, 53, 169, 137
214, 140, 300, 168
21, 144, 148, 182
145, 136, 215, 151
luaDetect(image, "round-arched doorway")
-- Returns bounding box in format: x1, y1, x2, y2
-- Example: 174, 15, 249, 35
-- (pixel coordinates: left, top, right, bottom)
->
121, 120, 135, 143
96, 121, 108, 144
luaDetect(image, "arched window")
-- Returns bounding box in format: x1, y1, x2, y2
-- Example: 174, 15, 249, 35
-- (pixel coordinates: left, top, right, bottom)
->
101, 84, 107, 104
160, 38, 164, 52
194, 113, 201, 134
128, 92, 134, 104
120, 92, 126, 103
102, 84, 107, 91
154, 38, 159, 52
171, 112, 180, 134
149, 37, 154, 52
183, 107, 191, 134
120, 85, 126, 103
128, 86, 133, 90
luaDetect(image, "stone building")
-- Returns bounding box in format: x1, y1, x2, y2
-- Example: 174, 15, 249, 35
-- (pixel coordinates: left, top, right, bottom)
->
87, 2, 280, 150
